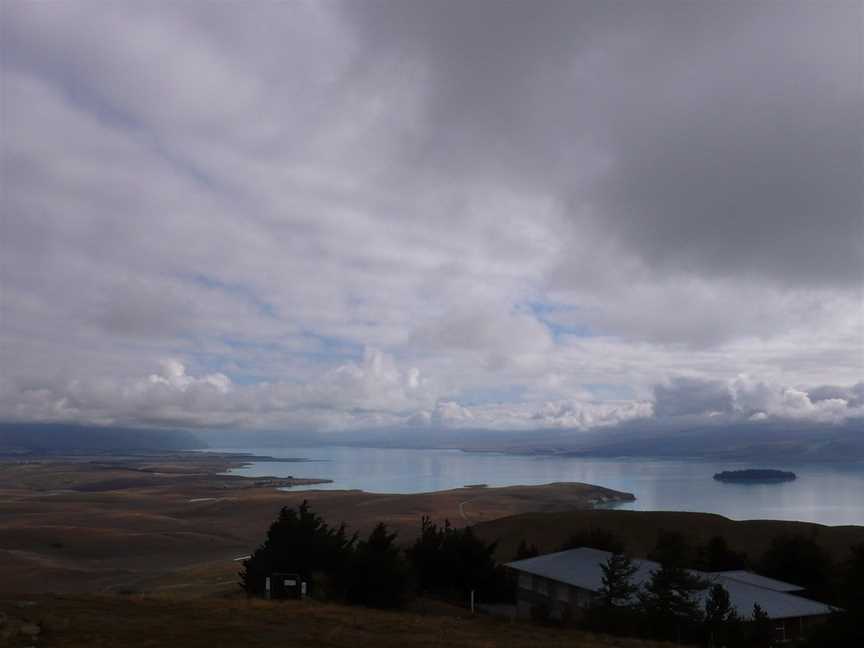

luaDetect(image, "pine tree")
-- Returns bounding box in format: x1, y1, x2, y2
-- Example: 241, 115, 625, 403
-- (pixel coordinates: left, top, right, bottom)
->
599, 552, 639, 607
239, 500, 356, 596
750, 603, 774, 647
704, 583, 739, 646
647, 530, 691, 568
697, 536, 749, 571
406, 516, 499, 598
343, 522, 411, 608
638, 563, 707, 641
514, 539, 539, 560
759, 534, 831, 600
584, 552, 640, 635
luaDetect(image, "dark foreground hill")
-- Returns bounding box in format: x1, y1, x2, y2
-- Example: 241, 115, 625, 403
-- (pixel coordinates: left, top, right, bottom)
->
0, 594, 674, 648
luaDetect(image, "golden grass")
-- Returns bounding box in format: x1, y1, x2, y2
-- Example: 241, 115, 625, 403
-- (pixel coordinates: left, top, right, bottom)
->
0, 594, 677, 648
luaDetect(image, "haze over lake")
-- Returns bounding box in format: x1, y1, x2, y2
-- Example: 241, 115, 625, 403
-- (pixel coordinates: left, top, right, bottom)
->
214, 446, 864, 527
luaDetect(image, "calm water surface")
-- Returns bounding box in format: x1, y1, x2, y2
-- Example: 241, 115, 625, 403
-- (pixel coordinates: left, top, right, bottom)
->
212, 446, 864, 526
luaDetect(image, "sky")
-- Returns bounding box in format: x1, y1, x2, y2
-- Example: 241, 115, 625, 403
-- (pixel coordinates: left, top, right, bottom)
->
1, 0, 862, 436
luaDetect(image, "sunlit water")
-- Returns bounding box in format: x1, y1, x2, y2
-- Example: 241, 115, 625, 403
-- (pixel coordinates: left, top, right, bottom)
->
209, 446, 864, 526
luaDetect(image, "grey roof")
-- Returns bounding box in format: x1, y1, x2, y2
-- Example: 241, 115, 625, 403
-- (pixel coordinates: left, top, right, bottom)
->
506, 547, 836, 620
709, 570, 804, 593
506, 547, 658, 592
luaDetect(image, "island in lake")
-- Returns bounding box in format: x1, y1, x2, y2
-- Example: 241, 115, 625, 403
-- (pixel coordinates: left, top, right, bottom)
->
713, 469, 797, 483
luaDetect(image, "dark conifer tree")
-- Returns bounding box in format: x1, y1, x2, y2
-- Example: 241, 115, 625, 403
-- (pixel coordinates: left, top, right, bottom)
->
514, 539, 539, 561
584, 551, 641, 635
239, 500, 356, 596
697, 536, 749, 571
647, 530, 692, 568
343, 522, 411, 608
704, 583, 740, 646
638, 562, 707, 641
406, 516, 500, 599
749, 603, 774, 647
598, 552, 639, 607
759, 534, 832, 600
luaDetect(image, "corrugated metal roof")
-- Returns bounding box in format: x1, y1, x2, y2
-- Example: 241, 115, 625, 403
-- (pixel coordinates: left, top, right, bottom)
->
506, 547, 657, 592
709, 570, 803, 592
506, 547, 835, 620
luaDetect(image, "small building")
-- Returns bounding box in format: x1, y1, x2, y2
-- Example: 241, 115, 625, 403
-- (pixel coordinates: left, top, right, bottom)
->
506, 547, 835, 642
265, 572, 307, 600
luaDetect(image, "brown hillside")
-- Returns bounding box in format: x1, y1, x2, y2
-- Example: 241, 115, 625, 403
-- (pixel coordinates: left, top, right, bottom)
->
0, 456, 631, 594
474, 509, 864, 563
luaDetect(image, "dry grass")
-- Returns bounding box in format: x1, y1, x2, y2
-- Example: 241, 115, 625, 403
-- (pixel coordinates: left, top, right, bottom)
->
475, 509, 864, 564
0, 594, 676, 648
0, 458, 631, 594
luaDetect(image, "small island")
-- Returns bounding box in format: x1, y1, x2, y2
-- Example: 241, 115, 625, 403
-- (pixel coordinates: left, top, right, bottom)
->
713, 469, 797, 483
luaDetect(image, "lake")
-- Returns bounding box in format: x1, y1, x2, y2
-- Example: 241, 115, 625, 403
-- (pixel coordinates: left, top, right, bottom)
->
211, 446, 864, 526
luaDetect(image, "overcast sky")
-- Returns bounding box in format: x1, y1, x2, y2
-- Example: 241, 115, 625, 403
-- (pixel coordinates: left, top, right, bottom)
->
1, 0, 862, 435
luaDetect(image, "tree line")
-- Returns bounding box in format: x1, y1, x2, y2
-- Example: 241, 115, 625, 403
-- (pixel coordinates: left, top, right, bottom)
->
239, 501, 509, 609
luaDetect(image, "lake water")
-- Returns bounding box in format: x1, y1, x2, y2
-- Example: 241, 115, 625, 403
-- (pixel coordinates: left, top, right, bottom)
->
211, 446, 864, 526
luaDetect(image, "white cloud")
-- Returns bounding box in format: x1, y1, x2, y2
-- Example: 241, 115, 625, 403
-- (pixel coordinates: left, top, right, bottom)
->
1, 1, 860, 436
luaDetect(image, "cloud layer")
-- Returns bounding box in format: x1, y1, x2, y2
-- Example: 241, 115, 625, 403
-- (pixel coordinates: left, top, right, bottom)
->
1, 1, 861, 435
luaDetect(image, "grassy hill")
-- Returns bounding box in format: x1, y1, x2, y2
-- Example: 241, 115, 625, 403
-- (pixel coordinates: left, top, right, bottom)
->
0, 594, 675, 648
474, 508, 864, 564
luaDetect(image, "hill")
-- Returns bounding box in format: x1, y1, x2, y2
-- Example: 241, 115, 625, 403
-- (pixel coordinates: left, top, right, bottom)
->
0, 454, 633, 594
473, 509, 864, 564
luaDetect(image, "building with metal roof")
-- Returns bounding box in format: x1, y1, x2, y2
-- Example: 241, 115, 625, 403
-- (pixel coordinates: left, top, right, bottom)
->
709, 569, 803, 593
506, 547, 835, 642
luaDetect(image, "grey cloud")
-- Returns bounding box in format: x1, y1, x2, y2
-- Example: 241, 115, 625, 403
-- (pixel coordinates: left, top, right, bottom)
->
344, 1, 863, 286
1, 1, 860, 433
653, 377, 733, 418
653, 375, 864, 424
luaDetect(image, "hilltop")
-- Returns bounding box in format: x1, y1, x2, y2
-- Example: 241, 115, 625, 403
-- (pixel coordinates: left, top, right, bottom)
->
473, 509, 864, 564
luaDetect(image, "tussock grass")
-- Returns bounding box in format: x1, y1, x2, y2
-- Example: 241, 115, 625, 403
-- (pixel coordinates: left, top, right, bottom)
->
0, 594, 677, 648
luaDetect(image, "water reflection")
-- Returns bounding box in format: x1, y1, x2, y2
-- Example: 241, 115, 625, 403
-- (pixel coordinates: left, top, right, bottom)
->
214, 446, 864, 526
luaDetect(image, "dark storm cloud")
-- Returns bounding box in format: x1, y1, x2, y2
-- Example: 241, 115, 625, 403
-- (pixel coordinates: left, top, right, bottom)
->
653, 377, 733, 418
343, 0, 864, 285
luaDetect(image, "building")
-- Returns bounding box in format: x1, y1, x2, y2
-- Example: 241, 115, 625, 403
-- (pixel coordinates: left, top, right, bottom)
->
506, 547, 835, 642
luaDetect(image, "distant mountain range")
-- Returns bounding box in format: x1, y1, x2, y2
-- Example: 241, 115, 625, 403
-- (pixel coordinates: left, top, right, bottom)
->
2, 417, 861, 464
0, 423, 206, 455
550, 419, 864, 463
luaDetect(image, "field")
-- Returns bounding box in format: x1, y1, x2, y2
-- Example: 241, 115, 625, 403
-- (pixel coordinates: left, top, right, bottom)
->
0, 594, 679, 648
0, 453, 632, 595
